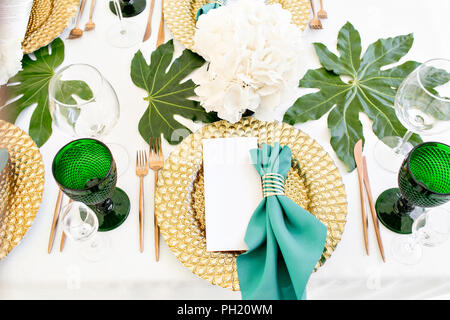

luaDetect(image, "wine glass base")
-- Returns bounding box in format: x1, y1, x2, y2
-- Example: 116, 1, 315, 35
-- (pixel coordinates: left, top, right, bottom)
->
106, 22, 140, 48
375, 188, 424, 234
374, 136, 413, 173
109, 0, 146, 17
78, 234, 111, 262
390, 235, 423, 265
90, 187, 130, 232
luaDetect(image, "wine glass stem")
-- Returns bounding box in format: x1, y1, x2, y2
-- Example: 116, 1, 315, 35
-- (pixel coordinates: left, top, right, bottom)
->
393, 130, 413, 154
95, 197, 114, 213
113, 0, 126, 33
396, 195, 415, 214
406, 232, 422, 251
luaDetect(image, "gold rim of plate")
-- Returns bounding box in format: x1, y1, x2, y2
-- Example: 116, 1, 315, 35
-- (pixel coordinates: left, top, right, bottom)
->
155, 117, 348, 291
164, 0, 311, 51
22, 0, 79, 54
0, 120, 45, 260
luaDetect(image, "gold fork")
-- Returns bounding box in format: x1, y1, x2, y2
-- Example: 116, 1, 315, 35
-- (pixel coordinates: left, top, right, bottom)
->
317, 0, 327, 19
136, 149, 149, 252
149, 137, 164, 261
309, 0, 322, 29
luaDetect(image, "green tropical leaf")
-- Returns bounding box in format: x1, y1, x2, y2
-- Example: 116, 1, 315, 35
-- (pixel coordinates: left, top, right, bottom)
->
283, 22, 429, 171
0, 38, 92, 147
131, 40, 219, 144
54, 80, 93, 105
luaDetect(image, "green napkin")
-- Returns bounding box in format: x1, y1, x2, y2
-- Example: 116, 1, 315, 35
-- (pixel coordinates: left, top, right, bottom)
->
236, 143, 327, 300
196, 2, 222, 21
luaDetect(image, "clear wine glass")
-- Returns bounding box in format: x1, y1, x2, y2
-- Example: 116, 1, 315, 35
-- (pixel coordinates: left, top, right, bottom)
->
391, 207, 450, 265
106, 0, 140, 48
61, 201, 110, 261
374, 58, 450, 173
48, 63, 129, 176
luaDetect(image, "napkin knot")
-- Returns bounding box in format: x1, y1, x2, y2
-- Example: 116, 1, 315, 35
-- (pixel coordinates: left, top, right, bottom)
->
262, 173, 285, 197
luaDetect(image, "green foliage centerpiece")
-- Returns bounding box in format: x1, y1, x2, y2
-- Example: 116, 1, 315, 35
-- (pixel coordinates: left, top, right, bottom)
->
130, 40, 219, 145
0, 38, 92, 147
283, 22, 424, 171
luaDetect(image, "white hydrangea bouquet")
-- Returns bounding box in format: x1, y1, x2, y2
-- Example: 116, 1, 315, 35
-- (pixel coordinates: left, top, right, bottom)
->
192, 0, 304, 123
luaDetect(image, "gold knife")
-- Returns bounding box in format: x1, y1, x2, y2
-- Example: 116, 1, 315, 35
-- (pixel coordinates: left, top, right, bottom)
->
156, 0, 164, 47
48, 190, 63, 253
362, 156, 386, 262
142, 0, 156, 42
354, 140, 369, 255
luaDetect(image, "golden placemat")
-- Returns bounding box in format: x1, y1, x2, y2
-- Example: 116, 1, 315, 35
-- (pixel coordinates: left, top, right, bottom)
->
164, 0, 311, 51
0, 120, 45, 260
155, 117, 347, 290
22, 0, 79, 54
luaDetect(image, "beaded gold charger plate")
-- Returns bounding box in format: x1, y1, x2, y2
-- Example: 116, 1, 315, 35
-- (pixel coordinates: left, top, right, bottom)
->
0, 120, 45, 260
164, 0, 311, 51
22, 0, 79, 54
155, 117, 347, 290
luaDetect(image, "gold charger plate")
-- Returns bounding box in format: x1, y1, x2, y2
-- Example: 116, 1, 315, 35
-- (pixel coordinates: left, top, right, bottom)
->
155, 117, 347, 290
0, 120, 45, 260
164, 0, 311, 51
22, 0, 79, 54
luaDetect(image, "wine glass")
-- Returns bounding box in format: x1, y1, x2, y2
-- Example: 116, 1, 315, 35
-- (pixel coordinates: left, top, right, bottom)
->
375, 141, 450, 234
374, 58, 450, 173
106, 0, 140, 48
61, 201, 110, 261
109, 0, 146, 17
52, 138, 130, 231
391, 207, 450, 265
48, 63, 129, 176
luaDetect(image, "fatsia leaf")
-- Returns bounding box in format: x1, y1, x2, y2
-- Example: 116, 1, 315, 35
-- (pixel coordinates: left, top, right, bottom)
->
131, 40, 219, 144
0, 38, 92, 147
283, 22, 430, 171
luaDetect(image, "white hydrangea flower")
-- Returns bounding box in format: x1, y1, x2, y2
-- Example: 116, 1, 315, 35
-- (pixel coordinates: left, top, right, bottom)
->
193, 0, 304, 123
0, 39, 23, 85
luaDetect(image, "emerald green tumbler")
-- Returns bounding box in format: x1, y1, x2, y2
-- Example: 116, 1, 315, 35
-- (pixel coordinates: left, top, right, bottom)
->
376, 142, 450, 234
52, 138, 130, 231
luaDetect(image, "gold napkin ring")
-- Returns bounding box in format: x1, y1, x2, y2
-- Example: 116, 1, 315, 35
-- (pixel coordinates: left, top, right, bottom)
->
262, 173, 285, 197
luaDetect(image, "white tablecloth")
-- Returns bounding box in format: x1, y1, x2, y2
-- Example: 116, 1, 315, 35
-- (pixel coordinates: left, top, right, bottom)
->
1, 0, 450, 300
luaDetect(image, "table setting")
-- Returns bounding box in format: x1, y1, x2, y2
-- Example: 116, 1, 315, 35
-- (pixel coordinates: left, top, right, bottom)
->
0, 0, 449, 301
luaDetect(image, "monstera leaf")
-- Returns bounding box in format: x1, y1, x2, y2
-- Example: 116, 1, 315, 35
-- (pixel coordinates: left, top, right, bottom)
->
131, 40, 219, 144
283, 22, 426, 171
0, 38, 92, 147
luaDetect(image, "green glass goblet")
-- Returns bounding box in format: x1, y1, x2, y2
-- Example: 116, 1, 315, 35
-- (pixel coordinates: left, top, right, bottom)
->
376, 142, 450, 234
109, 0, 146, 17
52, 138, 130, 231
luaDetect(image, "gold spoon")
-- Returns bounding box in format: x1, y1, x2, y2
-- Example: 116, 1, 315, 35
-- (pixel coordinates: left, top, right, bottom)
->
69, 0, 87, 39
84, 0, 96, 31
308, 0, 322, 29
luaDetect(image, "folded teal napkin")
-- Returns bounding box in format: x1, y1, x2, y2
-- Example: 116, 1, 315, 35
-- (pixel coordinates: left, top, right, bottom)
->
196, 2, 222, 21
236, 143, 327, 300
0, 148, 9, 174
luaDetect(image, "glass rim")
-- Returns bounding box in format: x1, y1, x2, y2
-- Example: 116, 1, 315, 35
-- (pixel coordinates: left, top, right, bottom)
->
416, 58, 450, 103
52, 138, 114, 193
49, 63, 103, 108
405, 141, 450, 196
411, 208, 450, 243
